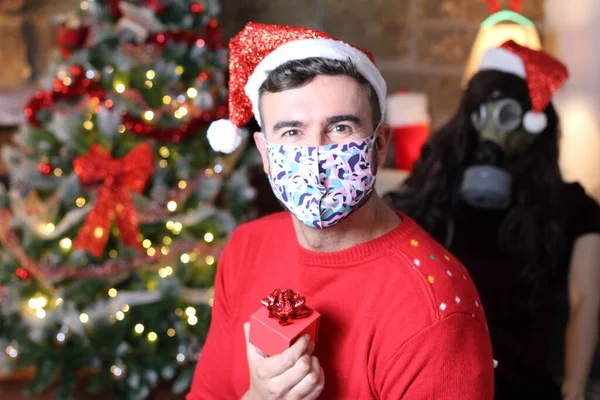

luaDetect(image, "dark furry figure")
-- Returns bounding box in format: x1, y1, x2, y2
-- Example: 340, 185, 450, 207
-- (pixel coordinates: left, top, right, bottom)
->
387, 70, 568, 307
385, 69, 600, 399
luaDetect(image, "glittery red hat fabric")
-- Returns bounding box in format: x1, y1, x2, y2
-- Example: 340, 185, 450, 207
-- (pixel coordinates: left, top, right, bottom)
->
500, 40, 569, 113
227, 22, 376, 128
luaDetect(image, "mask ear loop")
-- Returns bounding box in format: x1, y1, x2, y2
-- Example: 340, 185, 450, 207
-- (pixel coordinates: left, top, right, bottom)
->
370, 121, 384, 173
259, 131, 269, 143
373, 121, 382, 137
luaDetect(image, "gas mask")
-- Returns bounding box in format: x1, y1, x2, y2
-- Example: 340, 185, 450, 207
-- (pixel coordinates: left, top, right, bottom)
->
461, 97, 534, 210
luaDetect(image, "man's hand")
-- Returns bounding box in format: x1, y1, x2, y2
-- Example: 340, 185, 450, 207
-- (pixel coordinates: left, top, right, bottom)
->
243, 322, 324, 400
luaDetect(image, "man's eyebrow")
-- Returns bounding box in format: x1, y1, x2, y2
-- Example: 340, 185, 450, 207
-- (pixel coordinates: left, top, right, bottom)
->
272, 120, 304, 132
325, 115, 362, 126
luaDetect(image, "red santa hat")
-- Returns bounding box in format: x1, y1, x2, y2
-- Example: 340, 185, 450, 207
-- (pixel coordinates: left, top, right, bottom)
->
478, 40, 569, 134
207, 22, 387, 153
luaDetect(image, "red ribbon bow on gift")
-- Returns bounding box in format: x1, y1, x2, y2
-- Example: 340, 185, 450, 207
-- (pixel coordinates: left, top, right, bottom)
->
73, 143, 155, 258
261, 289, 311, 326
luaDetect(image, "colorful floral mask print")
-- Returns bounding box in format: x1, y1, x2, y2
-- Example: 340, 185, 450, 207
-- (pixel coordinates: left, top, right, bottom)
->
264, 134, 377, 228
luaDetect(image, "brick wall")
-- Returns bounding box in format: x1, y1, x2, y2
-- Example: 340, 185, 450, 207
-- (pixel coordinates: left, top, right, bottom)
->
0, 0, 75, 90
221, 0, 545, 129
0, 0, 545, 127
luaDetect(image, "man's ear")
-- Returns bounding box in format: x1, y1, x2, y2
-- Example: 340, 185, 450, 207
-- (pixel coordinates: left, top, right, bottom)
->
253, 131, 270, 175
375, 123, 392, 169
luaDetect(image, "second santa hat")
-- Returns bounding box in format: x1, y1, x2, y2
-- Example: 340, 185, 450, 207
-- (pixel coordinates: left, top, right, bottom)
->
207, 22, 387, 153
479, 40, 569, 134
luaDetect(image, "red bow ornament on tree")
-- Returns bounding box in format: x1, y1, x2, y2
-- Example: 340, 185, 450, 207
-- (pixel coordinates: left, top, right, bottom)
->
73, 143, 155, 258
261, 289, 311, 326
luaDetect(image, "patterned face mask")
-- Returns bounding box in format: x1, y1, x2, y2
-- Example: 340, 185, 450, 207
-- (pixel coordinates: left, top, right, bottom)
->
264, 133, 378, 228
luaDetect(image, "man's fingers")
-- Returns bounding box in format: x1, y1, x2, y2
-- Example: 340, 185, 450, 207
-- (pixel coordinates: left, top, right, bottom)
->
243, 321, 250, 342
303, 366, 325, 400
286, 356, 324, 399
259, 334, 311, 378
266, 354, 313, 395
244, 322, 267, 366
244, 325, 322, 399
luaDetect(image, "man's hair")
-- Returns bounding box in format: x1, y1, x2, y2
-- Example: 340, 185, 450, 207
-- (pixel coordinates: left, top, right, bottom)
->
258, 57, 382, 130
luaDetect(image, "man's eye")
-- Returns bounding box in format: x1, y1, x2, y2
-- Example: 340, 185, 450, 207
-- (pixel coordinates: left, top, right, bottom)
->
282, 129, 300, 137
332, 124, 351, 133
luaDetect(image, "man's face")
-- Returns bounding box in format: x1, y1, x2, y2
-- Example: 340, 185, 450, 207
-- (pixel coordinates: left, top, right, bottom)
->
253, 75, 391, 175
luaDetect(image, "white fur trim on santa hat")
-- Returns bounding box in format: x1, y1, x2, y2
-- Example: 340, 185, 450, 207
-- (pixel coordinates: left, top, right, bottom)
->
386, 92, 430, 127
207, 119, 243, 154
479, 48, 527, 78
523, 111, 547, 134
245, 38, 387, 127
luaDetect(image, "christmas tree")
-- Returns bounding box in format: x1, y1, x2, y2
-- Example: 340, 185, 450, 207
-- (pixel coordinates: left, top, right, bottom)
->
0, 1, 258, 398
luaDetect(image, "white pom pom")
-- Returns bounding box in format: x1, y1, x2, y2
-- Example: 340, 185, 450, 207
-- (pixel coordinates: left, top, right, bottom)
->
523, 111, 547, 134
207, 119, 243, 154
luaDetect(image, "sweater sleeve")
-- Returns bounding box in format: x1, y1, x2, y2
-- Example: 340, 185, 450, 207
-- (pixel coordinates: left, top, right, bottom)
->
377, 313, 494, 399
187, 240, 236, 400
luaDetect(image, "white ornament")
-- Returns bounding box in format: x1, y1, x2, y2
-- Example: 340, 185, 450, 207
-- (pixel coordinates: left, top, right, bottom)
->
193, 90, 213, 110
97, 106, 122, 139
116, 18, 150, 44
523, 111, 547, 134
48, 111, 84, 143
207, 119, 243, 154
116, 2, 166, 43
9, 187, 92, 240
118, 2, 166, 32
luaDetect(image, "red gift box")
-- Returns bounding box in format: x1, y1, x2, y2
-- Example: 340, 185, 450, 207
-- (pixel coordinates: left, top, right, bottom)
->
249, 289, 321, 356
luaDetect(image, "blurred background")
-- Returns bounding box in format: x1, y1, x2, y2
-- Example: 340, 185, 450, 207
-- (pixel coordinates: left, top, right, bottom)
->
0, 0, 599, 399
1, 0, 598, 198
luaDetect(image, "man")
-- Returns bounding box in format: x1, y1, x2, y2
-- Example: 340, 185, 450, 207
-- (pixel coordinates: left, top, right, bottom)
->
187, 22, 494, 399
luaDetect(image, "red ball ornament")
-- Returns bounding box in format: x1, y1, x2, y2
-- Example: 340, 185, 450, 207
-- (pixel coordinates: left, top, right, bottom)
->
16, 268, 29, 280
190, 2, 204, 14
38, 162, 53, 176
24, 91, 52, 127
105, 0, 123, 19
53, 78, 65, 93
197, 72, 210, 82
144, 0, 165, 14
88, 83, 107, 102
156, 33, 166, 44
216, 105, 226, 119
57, 25, 89, 59
68, 64, 85, 78
205, 19, 223, 50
